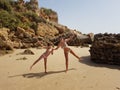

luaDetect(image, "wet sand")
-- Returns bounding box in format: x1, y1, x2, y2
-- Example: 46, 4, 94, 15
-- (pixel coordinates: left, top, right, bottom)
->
0, 47, 120, 90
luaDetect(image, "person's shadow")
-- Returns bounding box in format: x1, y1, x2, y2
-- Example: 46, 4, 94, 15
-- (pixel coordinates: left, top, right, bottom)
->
8, 68, 76, 79
80, 56, 120, 70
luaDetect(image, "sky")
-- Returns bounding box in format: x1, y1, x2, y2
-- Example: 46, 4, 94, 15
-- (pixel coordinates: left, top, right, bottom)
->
25, 0, 120, 34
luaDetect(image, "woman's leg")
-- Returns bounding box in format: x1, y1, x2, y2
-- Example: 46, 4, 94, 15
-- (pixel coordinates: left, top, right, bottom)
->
64, 49, 69, 72
69, 49, 80, 60
44, 58, 47, 73
30, 55, 43, 70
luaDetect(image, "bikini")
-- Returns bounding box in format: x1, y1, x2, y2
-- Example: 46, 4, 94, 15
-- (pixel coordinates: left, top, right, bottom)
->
61, 41, 68, 48
42, 48, 52, 59
61, 41, 71, 52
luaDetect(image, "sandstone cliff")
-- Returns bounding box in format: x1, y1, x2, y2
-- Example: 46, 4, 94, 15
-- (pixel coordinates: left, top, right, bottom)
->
0, 0, 92, 55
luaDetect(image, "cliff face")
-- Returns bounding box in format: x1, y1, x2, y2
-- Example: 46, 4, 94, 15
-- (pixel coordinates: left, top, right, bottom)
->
26, 0, 58, 23
0, 0, 91, 55
40, 8, 58, 23
20, 0, 58, 23
29, 0, 39, 15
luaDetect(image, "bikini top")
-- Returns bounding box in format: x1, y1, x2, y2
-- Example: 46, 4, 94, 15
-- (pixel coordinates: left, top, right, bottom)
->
61, 40, 68, 49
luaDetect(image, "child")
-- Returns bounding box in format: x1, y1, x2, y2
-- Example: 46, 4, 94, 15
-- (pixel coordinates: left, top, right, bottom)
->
30, 43, 54, 73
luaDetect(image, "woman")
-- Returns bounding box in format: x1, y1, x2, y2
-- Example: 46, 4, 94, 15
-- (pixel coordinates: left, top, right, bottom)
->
30, 43, 54, 73
53, 35, 80, 72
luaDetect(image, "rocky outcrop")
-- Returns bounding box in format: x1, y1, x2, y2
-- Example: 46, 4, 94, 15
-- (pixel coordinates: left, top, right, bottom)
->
16, 27, 35, 38
89, 33, 120, 65
36, 22, 59, 38
50, 22, 69, 34
0, 28, 13, 50
29, 0, 39, 15
0, 28, 10, 41
0, 38, 13, 50
0, 28, 14, 55
68, 31, 92, 46
40, 8, 58, 23
18, 0, 25, 6
51, 30, 92, 46
87, 33, 94, 42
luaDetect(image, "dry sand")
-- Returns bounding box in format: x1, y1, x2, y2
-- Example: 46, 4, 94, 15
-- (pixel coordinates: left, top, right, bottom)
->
0, 47, 120, 90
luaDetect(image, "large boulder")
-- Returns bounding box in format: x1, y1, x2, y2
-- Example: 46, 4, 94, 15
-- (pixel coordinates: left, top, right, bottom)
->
0, 28, 10, 41
0, 28, 14, 50
89, 33, 120, 65
87, 33, 94, 42
0, 37, 13, 55
16, 27, 35, 38
0, 38, 13, 50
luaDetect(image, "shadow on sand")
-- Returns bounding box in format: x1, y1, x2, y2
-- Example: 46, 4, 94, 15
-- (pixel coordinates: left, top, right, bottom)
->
8, 68, 76, 78
80, 56, 120, 70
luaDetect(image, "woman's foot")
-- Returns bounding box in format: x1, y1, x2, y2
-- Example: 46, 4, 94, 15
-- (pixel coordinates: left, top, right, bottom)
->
77, 57, 81, 60
45, 71, 47, 74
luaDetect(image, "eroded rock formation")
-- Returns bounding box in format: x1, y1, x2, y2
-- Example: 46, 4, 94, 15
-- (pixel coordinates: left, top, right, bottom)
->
90, 33, 120, 65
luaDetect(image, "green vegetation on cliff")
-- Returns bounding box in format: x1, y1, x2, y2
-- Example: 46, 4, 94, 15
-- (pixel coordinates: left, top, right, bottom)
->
0, 0, 44, 31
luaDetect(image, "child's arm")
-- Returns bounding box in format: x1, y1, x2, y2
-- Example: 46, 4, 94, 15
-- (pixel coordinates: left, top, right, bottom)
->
51, 49, 54, 55
53, 42, 61, 50
41, 46, 47, 49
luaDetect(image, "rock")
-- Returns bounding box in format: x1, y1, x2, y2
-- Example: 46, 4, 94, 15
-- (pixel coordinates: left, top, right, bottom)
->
0, 37, 13, 55
87, 33, 94, 42
51, 30, 91, 46
27, 0, 40, 15
0, 28, 10, 41
21, 49, 34, 55
36, 22, 59, 38
16, 27, 35, 38
40, 7, 58, 23
89, 33, 120, 65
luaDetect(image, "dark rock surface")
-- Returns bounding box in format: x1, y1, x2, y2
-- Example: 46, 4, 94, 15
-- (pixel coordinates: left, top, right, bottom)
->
89, 33, 120, 65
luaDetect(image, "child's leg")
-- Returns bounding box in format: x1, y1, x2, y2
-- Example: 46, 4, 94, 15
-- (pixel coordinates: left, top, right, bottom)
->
30, 55, 43, 70
64, 50, 69, 72
44, 58, 47, 73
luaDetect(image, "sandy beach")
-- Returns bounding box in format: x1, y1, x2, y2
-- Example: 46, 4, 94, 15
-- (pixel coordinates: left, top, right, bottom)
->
0, 47, 120, 90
